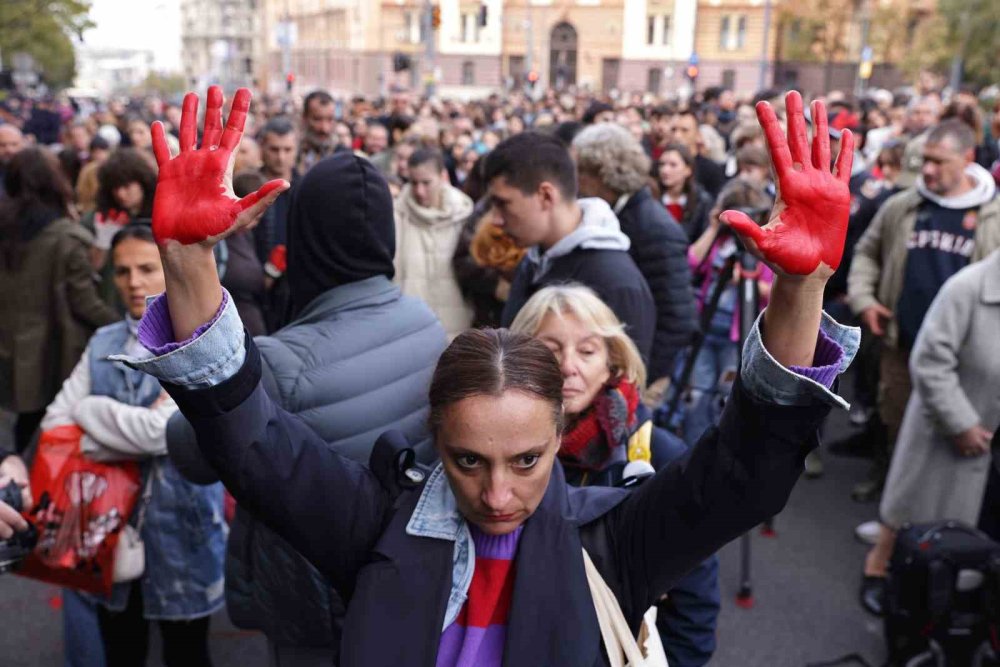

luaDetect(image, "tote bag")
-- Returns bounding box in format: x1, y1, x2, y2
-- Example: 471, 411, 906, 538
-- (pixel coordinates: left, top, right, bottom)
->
583, 548, 669, 667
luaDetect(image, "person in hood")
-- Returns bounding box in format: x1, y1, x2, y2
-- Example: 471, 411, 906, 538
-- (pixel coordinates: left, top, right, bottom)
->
488, 132, 655, 361
394, 147, 475, 338
165, 151, 449, 666
848, 119, 1000, 616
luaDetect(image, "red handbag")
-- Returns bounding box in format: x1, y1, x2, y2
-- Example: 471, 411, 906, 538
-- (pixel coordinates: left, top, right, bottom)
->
17, 425, 142, 595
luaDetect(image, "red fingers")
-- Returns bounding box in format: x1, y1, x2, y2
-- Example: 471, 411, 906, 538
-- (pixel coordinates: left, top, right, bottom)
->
220, 88, 251, 153
811, 100, 831, 171
151, 121, 171, 167
202, 85, 224, 150
835, 129, 855, 184
179, 92, 199, 153
721, 210, 765, 247
785, 91, 810, 168
756, 100, 792, 177
236, 179, 288, 213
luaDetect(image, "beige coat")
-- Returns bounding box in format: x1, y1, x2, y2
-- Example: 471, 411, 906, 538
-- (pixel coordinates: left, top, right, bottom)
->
847, 188, 1000, 350
393, 184, 475, 338
880, 249, 1000, 528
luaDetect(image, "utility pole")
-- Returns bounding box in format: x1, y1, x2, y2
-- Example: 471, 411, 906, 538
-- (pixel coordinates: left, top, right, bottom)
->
757, 0, 772, 91
854, 0, 872, 97
423, 0, 437, 98
948, 3, 974, 93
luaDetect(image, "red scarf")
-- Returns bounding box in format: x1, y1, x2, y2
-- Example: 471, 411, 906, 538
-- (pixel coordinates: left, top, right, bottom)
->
559, 381, 640, 472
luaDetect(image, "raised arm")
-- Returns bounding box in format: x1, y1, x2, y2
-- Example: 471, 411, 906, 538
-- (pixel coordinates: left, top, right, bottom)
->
722, 91, 854, 368
608, 91, 860, 614
150, 86, 288, 340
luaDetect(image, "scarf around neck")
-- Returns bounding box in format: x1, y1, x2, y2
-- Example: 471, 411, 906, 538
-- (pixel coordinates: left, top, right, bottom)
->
559, 380, 640, 472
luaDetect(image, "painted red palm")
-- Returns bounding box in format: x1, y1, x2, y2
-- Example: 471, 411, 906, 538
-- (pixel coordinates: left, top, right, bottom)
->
723, 91, 855, 277
150, 86, 284, 245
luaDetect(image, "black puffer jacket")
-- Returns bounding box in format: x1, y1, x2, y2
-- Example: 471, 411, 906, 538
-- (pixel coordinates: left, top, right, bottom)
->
617, 187, 698, 380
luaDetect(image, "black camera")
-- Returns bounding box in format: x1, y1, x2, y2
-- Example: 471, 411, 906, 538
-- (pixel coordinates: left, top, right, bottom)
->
0, 481, 38, 574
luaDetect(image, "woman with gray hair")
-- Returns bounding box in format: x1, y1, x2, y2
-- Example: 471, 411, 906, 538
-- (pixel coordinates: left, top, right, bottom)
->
572, 123, 698, 386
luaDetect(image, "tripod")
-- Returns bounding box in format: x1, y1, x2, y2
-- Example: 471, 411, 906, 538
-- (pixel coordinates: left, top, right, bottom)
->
658, 235, 768, 608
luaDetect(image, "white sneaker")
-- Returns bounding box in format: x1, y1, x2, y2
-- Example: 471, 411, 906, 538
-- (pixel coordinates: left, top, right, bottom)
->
855, 519, 881, 545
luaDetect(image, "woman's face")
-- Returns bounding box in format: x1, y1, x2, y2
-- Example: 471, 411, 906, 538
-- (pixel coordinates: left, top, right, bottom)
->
112, 237, 165, 319
535, 311, 611, 417
128, 121, 151, 149
438, 391, 560, 536
658, 150, 691, 190
113, 181, 145, 214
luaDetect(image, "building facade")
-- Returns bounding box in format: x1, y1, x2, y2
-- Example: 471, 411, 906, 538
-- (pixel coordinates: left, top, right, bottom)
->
180, 0, 263, 91
258, 0, 925, 98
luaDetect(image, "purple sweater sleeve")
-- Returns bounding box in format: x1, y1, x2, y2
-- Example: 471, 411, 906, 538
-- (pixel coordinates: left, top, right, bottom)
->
137, 291, 230, 356
788, 328, 843, 389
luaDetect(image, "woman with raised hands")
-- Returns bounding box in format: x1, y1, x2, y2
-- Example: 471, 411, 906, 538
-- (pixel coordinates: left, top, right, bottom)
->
117, 87, 859, 666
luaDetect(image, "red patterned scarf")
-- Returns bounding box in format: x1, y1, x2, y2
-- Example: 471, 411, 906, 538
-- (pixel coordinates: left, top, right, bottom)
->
559, 380, 640, 472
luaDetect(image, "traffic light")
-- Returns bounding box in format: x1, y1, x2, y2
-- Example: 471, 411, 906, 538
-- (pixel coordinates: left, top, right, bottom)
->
685, 64, 699, 82
285, 72, 295, 92
431, 6, 441, 30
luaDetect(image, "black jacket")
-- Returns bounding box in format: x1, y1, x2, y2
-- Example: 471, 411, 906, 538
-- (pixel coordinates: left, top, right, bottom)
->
694, 155, 727, 199
617, 188, 698, 380
680, 184, 716, 244
164, 335, 830, 667
501, 248, 656, 363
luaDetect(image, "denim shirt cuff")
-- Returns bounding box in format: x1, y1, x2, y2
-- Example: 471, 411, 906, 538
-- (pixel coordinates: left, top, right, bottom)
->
110, 289, 247, 389
741, 309, 860, 410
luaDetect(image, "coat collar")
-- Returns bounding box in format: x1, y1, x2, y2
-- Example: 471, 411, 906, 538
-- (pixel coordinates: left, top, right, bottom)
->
982, 250, 1000, 304
289, 275, 399, 326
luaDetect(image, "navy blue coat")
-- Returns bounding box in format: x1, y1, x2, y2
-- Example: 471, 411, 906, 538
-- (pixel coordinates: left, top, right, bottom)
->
164, 335, 831, 667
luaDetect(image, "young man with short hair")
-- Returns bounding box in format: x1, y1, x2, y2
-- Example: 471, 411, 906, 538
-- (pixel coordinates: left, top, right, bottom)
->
488, 132, 655, 361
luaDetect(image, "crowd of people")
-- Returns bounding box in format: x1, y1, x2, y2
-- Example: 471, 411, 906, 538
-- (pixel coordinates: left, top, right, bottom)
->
0, 74, 997, 667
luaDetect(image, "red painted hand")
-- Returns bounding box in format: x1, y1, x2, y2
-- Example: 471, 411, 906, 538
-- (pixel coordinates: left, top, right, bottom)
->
722, 91, 854, 278
150, 86, 288, 246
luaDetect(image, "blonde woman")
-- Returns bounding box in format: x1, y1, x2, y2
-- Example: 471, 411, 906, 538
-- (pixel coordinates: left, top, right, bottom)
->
511, 284, 720, 666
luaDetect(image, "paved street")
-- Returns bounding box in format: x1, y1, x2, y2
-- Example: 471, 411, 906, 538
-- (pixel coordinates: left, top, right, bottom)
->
0, 376, 888, 666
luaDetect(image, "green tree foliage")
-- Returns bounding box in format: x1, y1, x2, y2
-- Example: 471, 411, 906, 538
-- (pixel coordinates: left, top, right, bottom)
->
899, 0, 999, 88
0, 0, 93, 89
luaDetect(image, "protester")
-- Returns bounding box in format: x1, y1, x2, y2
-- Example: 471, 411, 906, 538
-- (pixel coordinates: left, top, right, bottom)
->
571, 122, 697, 384
297, 90, 338, 173
860, 248, 1000, 616
658, 142, 715, 243
225, 171, 269, 336
0, 148, 118, 453
684, 178, 775, 445
117, 86, 858, 667
510, 285, 720, 666
253, 116, 297, 266
41, 223, 226, 667
393, 147, 475, 337
848, 120, 1000, 505
0, 124, 25, 196
164, 147, 448, 666
670, 109, 727, 197
488, 131, 656, 361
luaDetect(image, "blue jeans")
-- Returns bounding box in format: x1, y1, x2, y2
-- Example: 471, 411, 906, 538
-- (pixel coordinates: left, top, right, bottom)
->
63, 589, 106, 667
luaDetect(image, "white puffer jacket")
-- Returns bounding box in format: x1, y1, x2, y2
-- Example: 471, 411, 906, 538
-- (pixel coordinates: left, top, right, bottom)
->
393, 183, 475, 338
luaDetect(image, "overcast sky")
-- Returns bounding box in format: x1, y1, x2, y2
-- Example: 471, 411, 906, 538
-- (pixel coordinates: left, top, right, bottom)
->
80, 0, 182, 72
